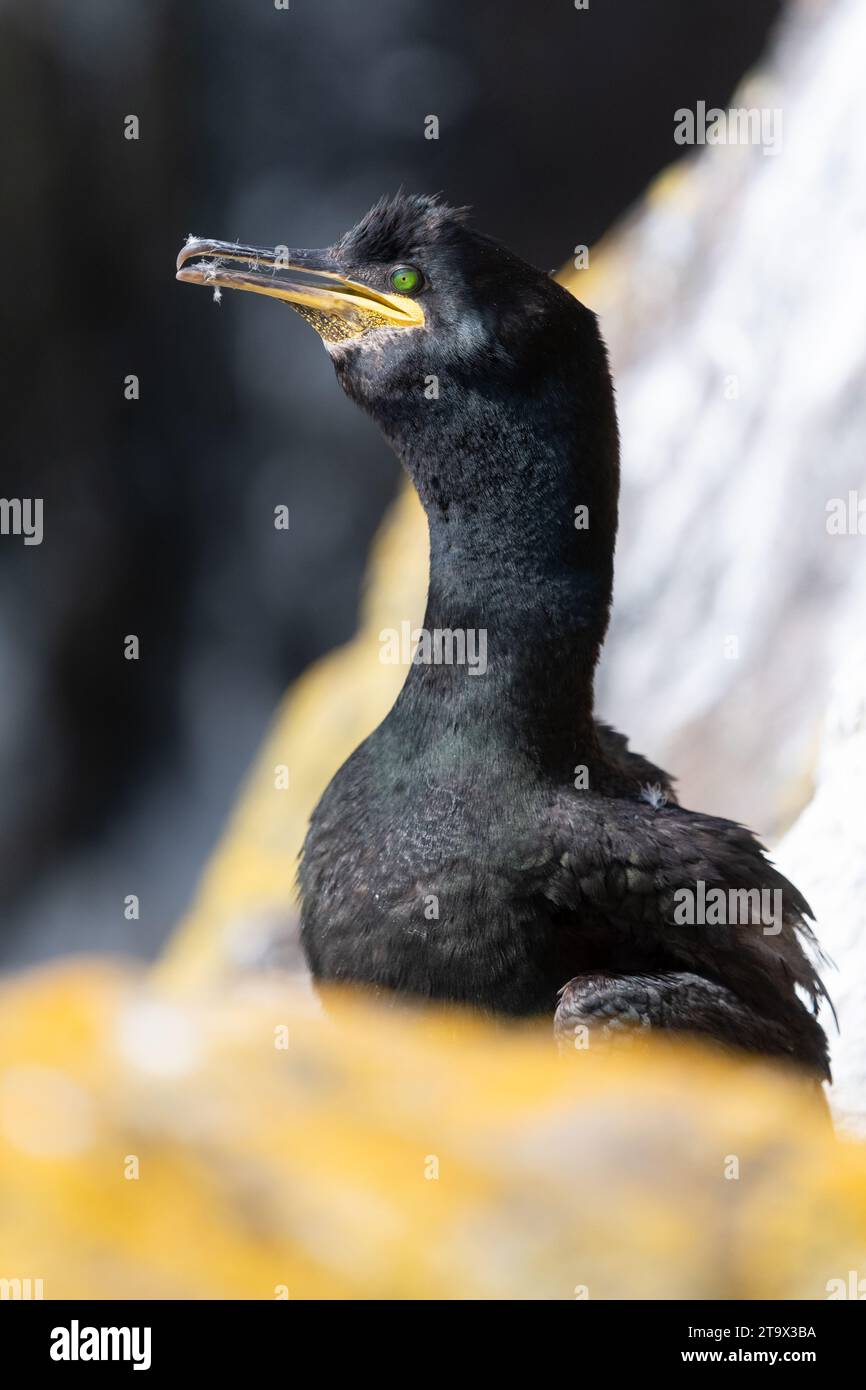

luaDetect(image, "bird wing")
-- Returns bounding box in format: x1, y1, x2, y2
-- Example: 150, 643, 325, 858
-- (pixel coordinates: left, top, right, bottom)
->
533, 796, 831, 1074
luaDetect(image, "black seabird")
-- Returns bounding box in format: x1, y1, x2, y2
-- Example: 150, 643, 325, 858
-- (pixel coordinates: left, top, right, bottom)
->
177, 194, 830, 1077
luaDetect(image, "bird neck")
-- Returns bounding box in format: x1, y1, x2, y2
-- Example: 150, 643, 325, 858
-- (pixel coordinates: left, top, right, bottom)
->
384, 377, 619, 772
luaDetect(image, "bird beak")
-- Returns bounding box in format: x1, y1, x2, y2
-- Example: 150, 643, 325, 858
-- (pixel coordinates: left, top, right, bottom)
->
176, 238, 425, 340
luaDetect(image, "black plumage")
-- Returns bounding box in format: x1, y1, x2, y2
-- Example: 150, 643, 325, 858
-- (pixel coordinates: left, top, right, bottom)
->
178, 194, 831, 1078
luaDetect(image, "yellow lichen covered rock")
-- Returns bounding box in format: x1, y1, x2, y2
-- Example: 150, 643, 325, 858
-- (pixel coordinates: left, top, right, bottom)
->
0, 962, 863, 1299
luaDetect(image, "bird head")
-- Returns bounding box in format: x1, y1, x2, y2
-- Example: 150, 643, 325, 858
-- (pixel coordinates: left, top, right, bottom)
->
177, 192, 619, 569
176, 193, 599, 423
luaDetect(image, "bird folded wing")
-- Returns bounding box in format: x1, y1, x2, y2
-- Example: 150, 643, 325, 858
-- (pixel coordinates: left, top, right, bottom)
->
537, 797, 831, 1077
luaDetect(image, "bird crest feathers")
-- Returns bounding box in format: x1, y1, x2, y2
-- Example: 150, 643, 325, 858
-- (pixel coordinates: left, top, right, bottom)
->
335, 192, 472, 264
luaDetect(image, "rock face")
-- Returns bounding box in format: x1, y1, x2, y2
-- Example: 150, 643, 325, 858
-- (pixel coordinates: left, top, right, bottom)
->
162, 0, 865, 1123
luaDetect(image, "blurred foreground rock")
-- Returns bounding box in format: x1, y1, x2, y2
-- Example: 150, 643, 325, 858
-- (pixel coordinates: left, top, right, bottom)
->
1, 962, 864, 1300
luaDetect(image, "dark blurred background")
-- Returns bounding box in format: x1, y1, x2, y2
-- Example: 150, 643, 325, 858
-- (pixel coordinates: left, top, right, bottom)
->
0, 0, 783, 964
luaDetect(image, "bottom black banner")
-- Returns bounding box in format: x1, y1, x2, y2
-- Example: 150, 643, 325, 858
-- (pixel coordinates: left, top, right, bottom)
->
4, 1298, 861, 1374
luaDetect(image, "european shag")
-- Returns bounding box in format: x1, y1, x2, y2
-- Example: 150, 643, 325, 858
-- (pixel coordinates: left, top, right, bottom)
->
177, 194, 830, 1078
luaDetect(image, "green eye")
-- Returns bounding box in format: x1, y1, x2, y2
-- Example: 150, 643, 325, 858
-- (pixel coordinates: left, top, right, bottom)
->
389, 264, 423, 295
